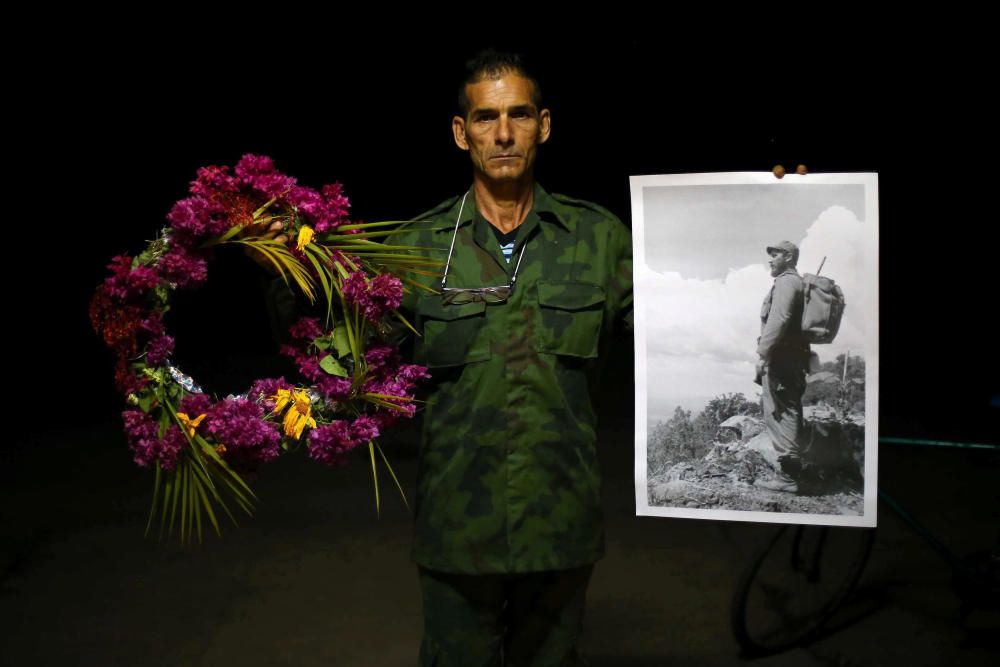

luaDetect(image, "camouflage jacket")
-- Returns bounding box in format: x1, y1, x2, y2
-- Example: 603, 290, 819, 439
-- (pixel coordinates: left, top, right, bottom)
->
391, 183, 633, 574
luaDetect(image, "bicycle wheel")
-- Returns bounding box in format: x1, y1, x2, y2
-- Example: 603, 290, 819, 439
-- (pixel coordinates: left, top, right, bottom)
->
731, 524, 875, 656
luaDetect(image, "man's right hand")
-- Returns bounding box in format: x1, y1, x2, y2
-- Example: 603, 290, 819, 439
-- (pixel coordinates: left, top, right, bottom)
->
244, 220, 289, 272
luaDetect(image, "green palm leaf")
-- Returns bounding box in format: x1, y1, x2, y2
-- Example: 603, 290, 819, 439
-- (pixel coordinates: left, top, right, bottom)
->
369, 441, 381, 516
376, 442, 409, 511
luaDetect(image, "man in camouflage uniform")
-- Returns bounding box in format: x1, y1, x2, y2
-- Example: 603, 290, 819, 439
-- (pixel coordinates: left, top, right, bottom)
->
392, 51, 633, 665
755, 240, 810, 494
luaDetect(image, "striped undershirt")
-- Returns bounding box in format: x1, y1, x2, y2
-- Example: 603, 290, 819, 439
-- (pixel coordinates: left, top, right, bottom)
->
489, 223, 518, 263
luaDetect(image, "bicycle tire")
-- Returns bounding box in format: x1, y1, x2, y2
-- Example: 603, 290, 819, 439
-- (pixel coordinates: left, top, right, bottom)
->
731, 524, 875, 656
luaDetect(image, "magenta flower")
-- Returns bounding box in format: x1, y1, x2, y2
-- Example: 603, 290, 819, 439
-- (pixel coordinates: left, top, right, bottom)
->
369, 274, 403, 309
234, 153, 296, 199
103, 255, 160, 300
316, 376, 352, 401
397, 364, 431, 385
307, 421, 358, 467
204, 398, 281, 465
122, 411, 186, 471
158, 245, 209, 289
340, 271, 367, 305
166, 196, 230, 242
181, 393, 214, 417
123, 410, 159, 467
296, 356, 324, 383
288, 186, 325, 220
118, 370, 150, 397
140, 313, 165, 335
146, 335, 175, 366
157, 426, 188, 472
289, 317, 324, 342
341, 271, 403, 323
248, 377, 294, 413
321, 182, 351, 220
364, 344, 397, 372
286, 182, 352, 233
190, 164, 240, 198
166, 198, 207, 238
350, 415, 380, 443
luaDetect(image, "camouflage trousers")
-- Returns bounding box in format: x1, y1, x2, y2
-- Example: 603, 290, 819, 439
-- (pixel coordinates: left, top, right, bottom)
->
417, 564, 594, 666
761, 356, 807, 461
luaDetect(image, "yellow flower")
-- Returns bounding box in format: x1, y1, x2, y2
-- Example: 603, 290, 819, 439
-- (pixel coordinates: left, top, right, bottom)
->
296, 225, 315, 251
176, 412, 207, 438
271, 388, 316, 439
272, 388, 294, 415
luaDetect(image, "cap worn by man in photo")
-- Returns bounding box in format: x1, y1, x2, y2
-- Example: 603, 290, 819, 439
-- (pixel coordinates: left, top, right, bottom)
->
767, 240, 799, 265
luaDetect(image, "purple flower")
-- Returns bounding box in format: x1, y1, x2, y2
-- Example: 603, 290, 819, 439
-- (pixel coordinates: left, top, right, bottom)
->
397, 364, 431, 385
340, 271, 368, 305
288, 186, 325, 220
122, 411, 186, 471
204, 398, 281, 465
234, 154, 296, 199
156, 245, 208, 288
369, 274, 403, 310
248, 377, 294, 413
140, 313, 165, 336
166, 198, 208, 238
296, 356, 324, 383
190, 165, 240, 198
158, 426, 187, 472
103, 255, 159, 300
127, 265, 160, 294
315, 376, 352, 400
146, 335, 175, 366
288, 317, 323, 342
341, 271, 403, 323
123, 410, 159, 468
286, 182, 352, 233
364, 345, 397, 372
166, 197, 230, 241
321, 182, 350, 221
118, 370, 149, 397
350, 415, 380, 443
158, 245, 209, 288
306, 421, 357, 467
181, 393, 214, 417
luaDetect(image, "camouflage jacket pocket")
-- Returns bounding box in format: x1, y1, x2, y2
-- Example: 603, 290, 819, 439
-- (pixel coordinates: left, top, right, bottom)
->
535, 280, 605, 359
415, 295, 490, 368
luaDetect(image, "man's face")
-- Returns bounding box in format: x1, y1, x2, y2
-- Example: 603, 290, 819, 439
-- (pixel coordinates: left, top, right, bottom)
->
452, 73, 551, 184
768, 250, 792, 277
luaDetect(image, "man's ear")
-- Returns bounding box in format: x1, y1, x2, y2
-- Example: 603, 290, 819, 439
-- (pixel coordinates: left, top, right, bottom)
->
452, 116, 470, 151
538, 108, 551, 144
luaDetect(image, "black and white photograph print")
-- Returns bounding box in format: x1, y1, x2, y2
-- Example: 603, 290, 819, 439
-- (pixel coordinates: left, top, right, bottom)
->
631, 172, 878, 527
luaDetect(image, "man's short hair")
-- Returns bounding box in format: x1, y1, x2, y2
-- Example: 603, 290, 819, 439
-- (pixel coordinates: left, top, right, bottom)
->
457, 49, 543, 118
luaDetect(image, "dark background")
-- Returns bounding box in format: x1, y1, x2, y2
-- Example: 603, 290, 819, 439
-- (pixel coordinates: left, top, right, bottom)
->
26, 31, 996, 445
4, 24, 997, 666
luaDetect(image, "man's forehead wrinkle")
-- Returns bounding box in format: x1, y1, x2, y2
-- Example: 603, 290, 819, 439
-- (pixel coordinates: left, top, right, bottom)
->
470, 91, 536, 114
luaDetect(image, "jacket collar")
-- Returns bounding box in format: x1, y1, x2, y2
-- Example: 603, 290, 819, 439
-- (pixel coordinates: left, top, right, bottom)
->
449, 182, 574, 233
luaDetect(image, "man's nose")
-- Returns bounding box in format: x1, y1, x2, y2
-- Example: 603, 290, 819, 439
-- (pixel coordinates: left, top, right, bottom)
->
495, 115, 514, 144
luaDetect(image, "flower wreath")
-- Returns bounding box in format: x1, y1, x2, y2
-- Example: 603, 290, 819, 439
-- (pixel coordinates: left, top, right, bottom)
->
90, 154, 438, 544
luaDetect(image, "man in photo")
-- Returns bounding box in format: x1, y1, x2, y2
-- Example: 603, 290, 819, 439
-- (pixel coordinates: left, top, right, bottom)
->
755, 240, 810, 494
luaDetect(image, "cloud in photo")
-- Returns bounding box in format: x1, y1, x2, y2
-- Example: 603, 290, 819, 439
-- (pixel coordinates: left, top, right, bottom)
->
642, 204, 871, 424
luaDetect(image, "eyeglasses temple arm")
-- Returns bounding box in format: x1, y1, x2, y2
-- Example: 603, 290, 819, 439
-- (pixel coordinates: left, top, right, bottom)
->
441, 191, 469, 290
